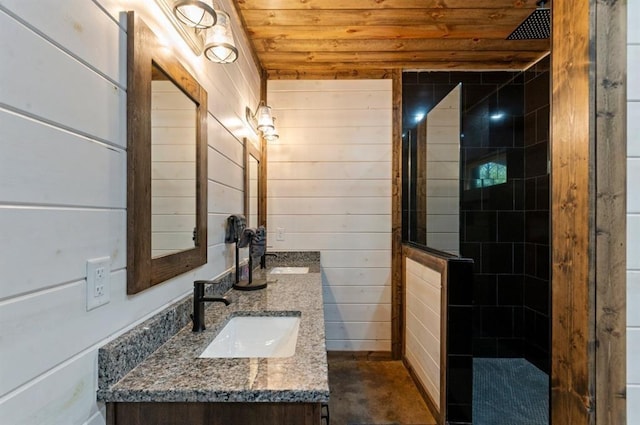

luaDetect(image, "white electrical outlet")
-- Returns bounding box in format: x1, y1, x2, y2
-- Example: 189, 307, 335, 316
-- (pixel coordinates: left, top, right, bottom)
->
87, 257, 111, 311
276, 227, 285, 241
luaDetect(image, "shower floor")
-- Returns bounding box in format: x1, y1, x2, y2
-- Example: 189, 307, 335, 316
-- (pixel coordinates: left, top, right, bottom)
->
473, 358, 549, 425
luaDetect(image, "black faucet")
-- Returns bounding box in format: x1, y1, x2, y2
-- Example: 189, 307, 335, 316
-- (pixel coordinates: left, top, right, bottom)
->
260, 252, 278, 269
191, 280, 230, 332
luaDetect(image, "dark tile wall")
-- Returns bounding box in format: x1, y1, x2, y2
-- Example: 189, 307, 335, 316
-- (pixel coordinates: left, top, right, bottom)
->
522, 56, 551, 373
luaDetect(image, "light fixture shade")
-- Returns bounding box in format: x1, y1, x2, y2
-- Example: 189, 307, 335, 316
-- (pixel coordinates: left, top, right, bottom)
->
203, 10, 238, 63
263, 119, 279, 142
256, 104, 274, 132
173, 0, 216, 29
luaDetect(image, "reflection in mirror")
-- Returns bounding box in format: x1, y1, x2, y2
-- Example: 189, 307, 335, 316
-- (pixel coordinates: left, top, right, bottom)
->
248, 155, 259, 229
403, 84, 461, 255
151, 65, 197, 258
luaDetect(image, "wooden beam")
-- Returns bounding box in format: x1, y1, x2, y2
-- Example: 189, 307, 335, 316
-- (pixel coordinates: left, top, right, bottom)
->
247, 24, 521, 40
391, 69, 403, 360
265, 61, 535, 71
260, 50, 545, 64
550, 0, 594, 422
236, 0, 537, 10
241, 8, 532, 27
266, 69, 395, 80
255, 38, 550, 53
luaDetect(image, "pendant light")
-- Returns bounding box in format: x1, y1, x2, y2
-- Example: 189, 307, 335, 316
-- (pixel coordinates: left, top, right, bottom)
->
173, 0, 217, 29
203, 8, 239, 63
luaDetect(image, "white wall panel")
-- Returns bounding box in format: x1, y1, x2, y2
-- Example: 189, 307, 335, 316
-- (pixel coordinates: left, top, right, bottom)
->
268, 80, 392, 352
405, 258, 441, 409
0, 0, 260, 422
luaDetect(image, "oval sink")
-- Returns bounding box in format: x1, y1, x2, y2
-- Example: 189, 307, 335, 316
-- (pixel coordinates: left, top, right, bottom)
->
270, 267, 309, 274
199, 315, 301, 358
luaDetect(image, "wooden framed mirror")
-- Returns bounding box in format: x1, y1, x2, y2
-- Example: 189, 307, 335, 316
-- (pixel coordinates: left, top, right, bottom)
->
127, 12, 208, 294
244, 138, 261, 230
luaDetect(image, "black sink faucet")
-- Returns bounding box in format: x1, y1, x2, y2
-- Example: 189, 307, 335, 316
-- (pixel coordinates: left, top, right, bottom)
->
260, 252, 278, 269
191, 280, 230, 332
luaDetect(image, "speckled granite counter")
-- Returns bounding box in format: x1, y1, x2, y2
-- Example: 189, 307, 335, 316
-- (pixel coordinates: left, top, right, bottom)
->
98, 254, 328, 404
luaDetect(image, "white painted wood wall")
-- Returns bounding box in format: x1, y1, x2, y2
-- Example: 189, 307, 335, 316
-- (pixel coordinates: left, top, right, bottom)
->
405, 258, 441, 409
0, 0, 260, 423
425, 85, 460, 255
628, 2, 640, 422
267, 80, 393, 352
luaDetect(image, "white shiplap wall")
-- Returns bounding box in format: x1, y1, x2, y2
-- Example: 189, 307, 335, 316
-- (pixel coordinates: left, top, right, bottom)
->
0, 0, 260, 423
628, 1, 640, 422
267, 80, 392, 352
405, 258, 441, 409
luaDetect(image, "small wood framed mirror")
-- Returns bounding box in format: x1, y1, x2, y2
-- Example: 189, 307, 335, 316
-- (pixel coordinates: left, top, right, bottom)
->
244, 138, 261, 230
127, 12, 208, 294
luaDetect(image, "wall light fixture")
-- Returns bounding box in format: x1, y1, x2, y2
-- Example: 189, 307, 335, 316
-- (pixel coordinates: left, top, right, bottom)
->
246, 102, 279, 141
155, 0, 239, 63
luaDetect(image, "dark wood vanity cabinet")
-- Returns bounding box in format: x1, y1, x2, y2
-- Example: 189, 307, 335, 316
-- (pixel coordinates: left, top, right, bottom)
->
107, 402, 323, 425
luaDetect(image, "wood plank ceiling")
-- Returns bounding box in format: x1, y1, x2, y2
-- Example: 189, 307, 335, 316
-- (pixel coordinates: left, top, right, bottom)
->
233, 0, 551, 79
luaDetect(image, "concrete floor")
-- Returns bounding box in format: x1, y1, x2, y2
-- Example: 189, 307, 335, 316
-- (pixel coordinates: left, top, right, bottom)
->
327, 358, 437, 425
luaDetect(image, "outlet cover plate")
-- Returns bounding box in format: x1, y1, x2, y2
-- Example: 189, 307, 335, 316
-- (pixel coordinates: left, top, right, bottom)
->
87, 257, 111, 311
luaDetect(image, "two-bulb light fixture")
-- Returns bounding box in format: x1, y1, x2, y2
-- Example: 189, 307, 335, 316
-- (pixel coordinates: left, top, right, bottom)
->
246, 102, 279, 142
172, 0, 238, 63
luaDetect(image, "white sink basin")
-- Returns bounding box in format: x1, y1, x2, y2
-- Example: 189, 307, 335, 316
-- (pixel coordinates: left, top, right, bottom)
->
270, 267, 309, 274
199, 315, 301, 358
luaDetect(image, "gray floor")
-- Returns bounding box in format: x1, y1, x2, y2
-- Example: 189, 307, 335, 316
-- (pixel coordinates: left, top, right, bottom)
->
473, 358, 549, 425
328, 358, 437, 425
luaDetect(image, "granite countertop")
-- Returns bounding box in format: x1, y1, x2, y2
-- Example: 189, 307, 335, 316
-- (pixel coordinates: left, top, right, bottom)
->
98, 260, 328, 403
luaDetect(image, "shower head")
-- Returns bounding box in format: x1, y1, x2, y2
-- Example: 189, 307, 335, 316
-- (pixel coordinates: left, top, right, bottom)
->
506, 0, 550, 40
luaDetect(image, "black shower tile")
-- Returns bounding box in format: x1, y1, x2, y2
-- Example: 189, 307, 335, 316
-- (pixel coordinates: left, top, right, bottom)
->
480, 306, 514, 338
449, 261, 474, 306
536, 105, 550, 143
481, 243, 513, 274
465, 211, 497, 242
536, 244, 550, 280
497, 337, 524, 357
525, 341, 550, 374
536, 174, 550, 210
448, 404, 473, 423
497, 275, 524, 305
525, 70, 550, 111
474, 338, 498, 357
402, 72, 418, 84
418, 71, 451, 84
507, 148, 525, 179
464, 84, 491, 109
474, 274, 497, 306
525, 178, 537, 210
483, 181, 515, 210
449, 306, 473, 355
514, 179, 526, 211
513, 242, 525, 274
525, 243, 537, 276
450, 71, 482, 84
461, 242, 482, 273
447, 355, 473, 405
525, 142, 548, 178
524, 276, 549, 315
525, 211, 549, 244
524, 111, 537, 146
497, 83, 524, 116
497, 211, 525, 242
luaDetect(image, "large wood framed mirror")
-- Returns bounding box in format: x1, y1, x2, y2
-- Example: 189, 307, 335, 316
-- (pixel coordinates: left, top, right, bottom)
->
127, 12, 208, 294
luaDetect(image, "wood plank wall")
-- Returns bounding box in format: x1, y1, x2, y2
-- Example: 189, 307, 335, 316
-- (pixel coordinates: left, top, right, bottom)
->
0, 0, 261, 423
267, 80, 393, 352
551, 0, 627, 423
627, 2, 640, 423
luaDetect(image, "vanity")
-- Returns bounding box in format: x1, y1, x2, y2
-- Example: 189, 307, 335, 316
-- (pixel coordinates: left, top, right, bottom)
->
98, 253, 328, 425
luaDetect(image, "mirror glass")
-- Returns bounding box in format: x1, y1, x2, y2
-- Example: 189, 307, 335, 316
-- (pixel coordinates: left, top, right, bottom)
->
403, 84, 461, 255
248, 154, 259, 229
151, 65, 197, 258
